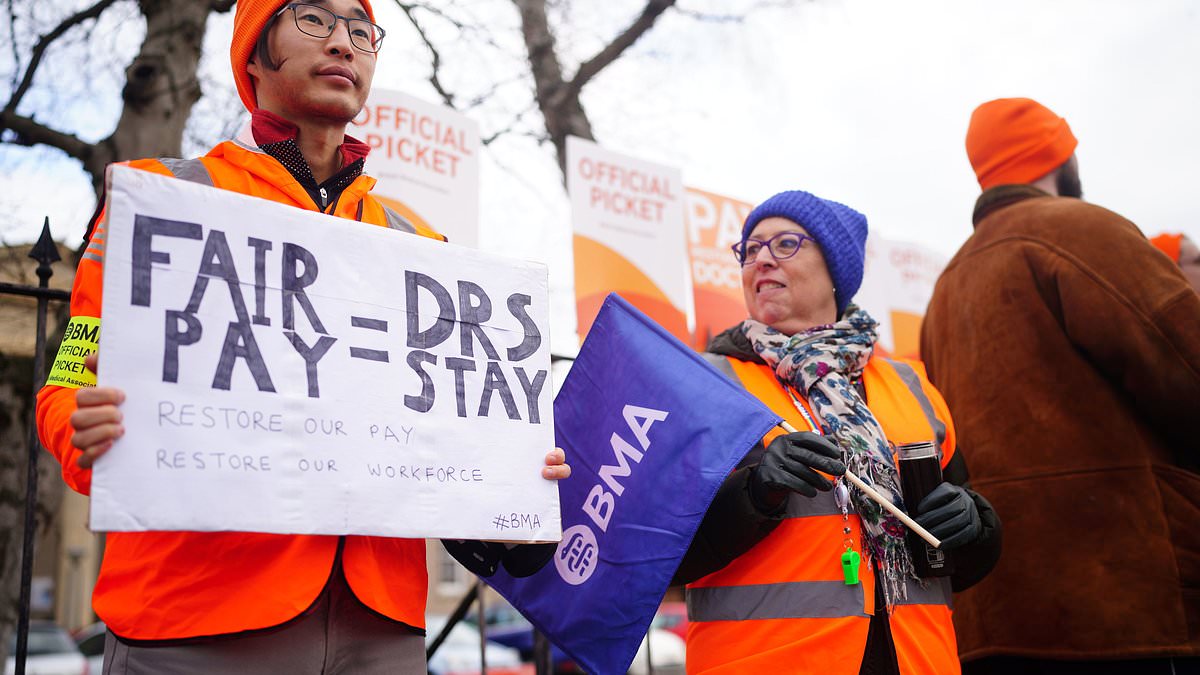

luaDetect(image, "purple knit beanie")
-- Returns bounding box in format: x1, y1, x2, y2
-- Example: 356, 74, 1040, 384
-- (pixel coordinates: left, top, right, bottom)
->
741, 190, 868, 316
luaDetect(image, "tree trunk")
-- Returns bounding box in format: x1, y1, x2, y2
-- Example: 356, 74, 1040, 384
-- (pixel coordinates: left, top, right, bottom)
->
82, 0, 213, 192
512, 0, 595, 177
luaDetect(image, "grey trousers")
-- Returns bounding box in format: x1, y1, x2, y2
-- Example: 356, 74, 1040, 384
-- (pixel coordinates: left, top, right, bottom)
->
101, 568, 426, 675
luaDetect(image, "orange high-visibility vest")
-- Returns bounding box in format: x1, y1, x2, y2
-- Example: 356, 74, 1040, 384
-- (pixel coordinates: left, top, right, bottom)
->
36, 137, 443, 641
686, 355, 960, 675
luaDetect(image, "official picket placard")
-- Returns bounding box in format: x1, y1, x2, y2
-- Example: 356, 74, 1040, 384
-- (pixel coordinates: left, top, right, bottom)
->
90, 165, 559, 542
567, 136, 692, 343
351, 88, 481, 248
856, 235, 948, 359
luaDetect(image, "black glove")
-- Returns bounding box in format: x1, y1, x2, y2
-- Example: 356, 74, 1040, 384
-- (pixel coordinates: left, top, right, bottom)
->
750, 432, 846, 510
913, 482, 981, 551
442, 540, 558, 578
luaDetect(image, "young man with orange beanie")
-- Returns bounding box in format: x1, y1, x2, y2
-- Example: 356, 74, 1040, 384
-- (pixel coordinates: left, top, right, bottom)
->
35, 1, 569, 672
921, 97, 1200, 674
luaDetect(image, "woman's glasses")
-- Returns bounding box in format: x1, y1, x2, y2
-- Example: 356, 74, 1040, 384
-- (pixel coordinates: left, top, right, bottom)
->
731, 231, 817, 265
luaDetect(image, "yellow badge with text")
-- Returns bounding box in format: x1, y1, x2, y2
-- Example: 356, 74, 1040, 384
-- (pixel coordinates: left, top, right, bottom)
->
46, 316, 100, 389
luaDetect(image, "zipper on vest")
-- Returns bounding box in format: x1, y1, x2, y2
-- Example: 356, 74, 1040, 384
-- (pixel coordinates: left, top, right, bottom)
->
318, 187, 328, 209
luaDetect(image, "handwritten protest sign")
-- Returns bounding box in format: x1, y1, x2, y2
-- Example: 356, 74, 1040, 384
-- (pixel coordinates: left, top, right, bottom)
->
89, 165, 559, 542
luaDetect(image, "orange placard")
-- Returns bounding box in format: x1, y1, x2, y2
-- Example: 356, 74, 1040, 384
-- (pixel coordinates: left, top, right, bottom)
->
573, 234, 688, 340
685, 188, 752, 351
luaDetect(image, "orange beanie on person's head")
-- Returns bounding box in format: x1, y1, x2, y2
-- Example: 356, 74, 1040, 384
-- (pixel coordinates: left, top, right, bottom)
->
966, 98, 1078, 190
230, 0, 377, 112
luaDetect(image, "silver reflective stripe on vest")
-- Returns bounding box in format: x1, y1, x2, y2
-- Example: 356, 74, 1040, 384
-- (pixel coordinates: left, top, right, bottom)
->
897, 576, 952, 608
382, 206, 417, 234
83, 158, 211, 263
883, 359, 946, 446
157, 158, 214, 187
687, 581, 869, 622
701, 352, 737, 381
82, 237, 104, 262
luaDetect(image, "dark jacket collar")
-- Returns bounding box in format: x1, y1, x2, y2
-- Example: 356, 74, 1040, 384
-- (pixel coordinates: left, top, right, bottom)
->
972, 184, 1051, 227
707, 324, 764, 363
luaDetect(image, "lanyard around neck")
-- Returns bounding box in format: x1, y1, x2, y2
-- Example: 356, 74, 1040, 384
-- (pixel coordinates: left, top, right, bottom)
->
783, 384, 823, 436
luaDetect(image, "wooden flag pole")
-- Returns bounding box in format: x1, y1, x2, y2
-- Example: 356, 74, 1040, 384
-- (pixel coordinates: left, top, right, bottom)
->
779, 421, 942, 549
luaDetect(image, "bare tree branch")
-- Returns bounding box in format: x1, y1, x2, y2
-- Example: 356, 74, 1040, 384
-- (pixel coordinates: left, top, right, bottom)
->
0, 110, 93, 162
481, 99, 539, 145
462, 72, 527, 111
566, 0, 675, 99
6, 0, 20, 94
2, 0, 119, 118
672, 8, 745, 23
394, 2, 457, 109
674, 0, 798, 23
398, 1, 468, 32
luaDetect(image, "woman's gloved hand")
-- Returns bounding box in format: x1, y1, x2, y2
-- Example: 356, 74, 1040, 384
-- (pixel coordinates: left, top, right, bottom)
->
749, 432, 846, 511
913, 482, 982, 550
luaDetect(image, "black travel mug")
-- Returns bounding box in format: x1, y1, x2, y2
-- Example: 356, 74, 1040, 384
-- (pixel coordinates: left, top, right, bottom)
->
897, 441, 954, 578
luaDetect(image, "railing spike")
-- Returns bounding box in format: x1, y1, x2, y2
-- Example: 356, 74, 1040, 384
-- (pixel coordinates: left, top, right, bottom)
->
29, 214, 61, 278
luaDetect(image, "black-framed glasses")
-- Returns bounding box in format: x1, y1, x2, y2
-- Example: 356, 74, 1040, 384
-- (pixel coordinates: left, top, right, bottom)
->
280, 3, 386, 53
731, 231, 817, 265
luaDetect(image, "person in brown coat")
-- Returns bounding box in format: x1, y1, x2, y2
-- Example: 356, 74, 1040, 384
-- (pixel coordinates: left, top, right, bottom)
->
921, 97, 1200, 674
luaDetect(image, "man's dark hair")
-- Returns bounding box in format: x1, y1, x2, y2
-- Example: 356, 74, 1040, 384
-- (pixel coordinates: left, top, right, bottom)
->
1055, 156, 1083, 199
251, 13, 282, 72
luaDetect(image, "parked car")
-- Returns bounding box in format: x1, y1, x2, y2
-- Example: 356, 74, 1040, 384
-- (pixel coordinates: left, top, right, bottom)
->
4, 622, 88, 675
650, 601, 689, 640
425, 615, 532, 675
71, 622, 106, 675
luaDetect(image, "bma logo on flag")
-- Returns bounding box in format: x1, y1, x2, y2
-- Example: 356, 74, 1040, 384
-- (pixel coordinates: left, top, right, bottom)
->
553, 403, 669, 586
555, 524, 599, 585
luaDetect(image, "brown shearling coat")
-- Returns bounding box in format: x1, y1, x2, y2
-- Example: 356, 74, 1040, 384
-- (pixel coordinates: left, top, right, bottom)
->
920, 185, 1200, 662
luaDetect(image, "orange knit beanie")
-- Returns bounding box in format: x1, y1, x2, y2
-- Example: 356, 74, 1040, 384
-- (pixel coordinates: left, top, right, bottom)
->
966, 98, 1078, 190
230, 0, 376, 111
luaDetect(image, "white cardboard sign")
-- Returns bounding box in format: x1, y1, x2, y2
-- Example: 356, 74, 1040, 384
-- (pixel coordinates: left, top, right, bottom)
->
90, 166, 559, 542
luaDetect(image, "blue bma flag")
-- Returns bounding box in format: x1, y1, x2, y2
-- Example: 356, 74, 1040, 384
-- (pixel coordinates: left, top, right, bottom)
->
484, 293, 781, 675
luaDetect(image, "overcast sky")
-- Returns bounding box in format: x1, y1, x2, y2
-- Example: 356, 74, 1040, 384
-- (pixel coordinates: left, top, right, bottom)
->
3, 0, 1197, 347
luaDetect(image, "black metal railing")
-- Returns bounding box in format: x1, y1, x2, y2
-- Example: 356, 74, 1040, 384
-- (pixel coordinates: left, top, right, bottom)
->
5, 218, 68, 675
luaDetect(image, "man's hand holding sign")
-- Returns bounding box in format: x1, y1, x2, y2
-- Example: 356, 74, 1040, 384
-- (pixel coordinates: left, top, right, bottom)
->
76, 166, 565, 541
69, 352, 123, 470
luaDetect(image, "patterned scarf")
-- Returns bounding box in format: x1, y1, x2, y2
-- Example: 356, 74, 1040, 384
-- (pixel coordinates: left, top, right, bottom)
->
742, 305, 915, 605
